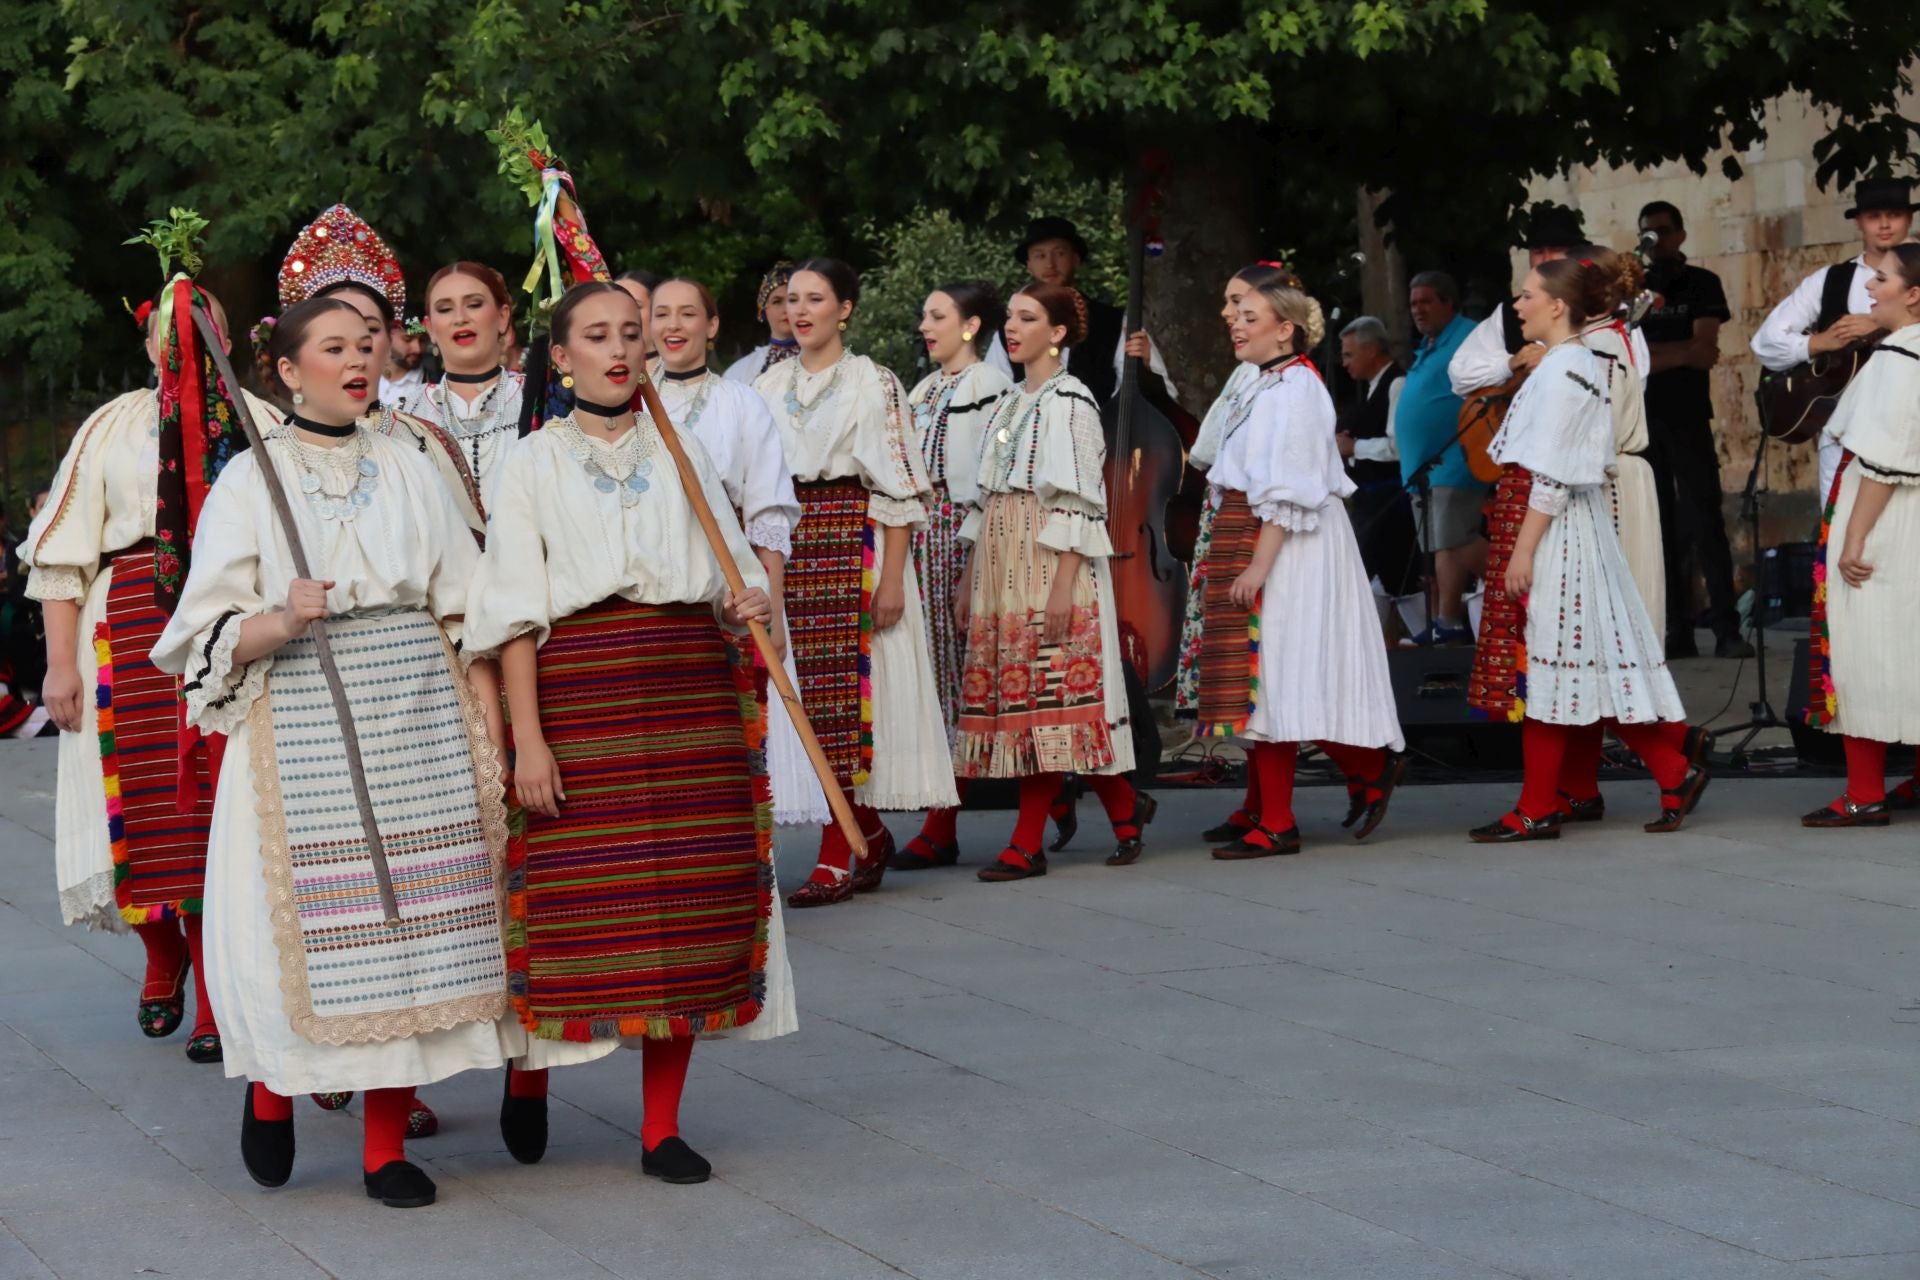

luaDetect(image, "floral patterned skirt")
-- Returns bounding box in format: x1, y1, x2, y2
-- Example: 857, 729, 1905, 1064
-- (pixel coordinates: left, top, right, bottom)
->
954, 491, 1116, 779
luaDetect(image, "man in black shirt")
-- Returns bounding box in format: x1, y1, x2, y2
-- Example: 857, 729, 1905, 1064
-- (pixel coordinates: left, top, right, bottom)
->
1638, 201, 1749, 659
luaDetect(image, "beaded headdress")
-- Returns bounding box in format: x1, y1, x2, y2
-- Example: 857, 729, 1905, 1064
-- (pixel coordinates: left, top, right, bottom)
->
756, 261, 795, 317
277, 204, 406, 311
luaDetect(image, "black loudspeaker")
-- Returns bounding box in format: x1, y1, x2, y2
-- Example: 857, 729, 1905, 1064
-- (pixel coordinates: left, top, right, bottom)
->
1387, 647, 1521, 769
1760, 542, 1817, 625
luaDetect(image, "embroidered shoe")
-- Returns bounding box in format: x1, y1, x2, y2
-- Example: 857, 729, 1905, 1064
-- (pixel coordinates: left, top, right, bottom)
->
185, 1032, 223, 1064
1801, 796, 1892, 828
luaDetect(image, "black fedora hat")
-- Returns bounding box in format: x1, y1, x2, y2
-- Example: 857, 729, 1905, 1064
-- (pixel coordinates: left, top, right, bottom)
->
1845, 178, 1919, 219
1013, 217, 1091, 268
1521, 202, 1587, 250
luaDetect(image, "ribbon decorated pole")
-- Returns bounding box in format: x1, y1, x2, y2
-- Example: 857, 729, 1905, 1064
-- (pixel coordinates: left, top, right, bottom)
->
187, 304, 404, 926
488, 110, 865, 859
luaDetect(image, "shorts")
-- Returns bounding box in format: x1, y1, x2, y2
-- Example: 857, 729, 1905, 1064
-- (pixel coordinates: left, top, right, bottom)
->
1412, 485, 1486, 552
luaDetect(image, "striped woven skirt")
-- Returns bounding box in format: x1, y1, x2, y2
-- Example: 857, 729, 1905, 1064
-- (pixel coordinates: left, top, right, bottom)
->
1173, 497, 1216, 716
954, 491, 1115, 778
1802, 452, 1851, 730
96, 544, 214, 922
1468, 466, 1531, 722
510, 598, 772, 1042
787, 478, 874, 788
1195, 491, 1261, 738
912, 480, 969, 739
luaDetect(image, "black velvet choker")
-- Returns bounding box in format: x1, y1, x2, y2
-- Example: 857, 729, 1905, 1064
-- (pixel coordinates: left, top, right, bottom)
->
662, 365, 709, 382
443, 367, 502, 385
1258, 354, 1295, 372
288, 412, 357, 438
573, 396, 634, 419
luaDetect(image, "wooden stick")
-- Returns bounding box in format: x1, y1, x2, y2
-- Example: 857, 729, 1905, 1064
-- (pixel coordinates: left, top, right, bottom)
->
629, 371, 868, 859
191, 305, 404, 926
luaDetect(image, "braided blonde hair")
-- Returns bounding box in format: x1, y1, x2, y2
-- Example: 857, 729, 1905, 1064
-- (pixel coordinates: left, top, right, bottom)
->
1250, 280, 1325, 354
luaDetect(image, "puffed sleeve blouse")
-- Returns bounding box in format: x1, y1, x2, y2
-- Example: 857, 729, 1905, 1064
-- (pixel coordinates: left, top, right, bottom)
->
461, 415, 768, 655
906, 361, 1015, 507
1489, 341, 1614, 516
20, 391, 159, 603
1207, 362, 1353, 532
1826, 323, 1920, 486
755, 353, 932, 528
960, 371, 1113, 556
149, 428, 479, 736
660, 374, 802, 556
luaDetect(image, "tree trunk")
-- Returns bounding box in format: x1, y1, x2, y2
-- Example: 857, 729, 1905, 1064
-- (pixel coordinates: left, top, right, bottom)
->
1357, 187, 1411, 364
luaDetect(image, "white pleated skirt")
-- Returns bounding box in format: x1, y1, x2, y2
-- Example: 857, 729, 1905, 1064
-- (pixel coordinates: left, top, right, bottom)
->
858, 528, 961, 811
1612, 454, 1666, 636
1827, 468, 1920, 743
766, 642, 830, 826
1525, 484, 1686, 726
49, 567, 122, 930
1245, 501, 1404, 750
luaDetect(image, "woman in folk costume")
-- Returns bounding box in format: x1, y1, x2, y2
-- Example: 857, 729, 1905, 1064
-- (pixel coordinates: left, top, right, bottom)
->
1467, 257, 1708, 843
411, 261, 526, 516
464, 283, 791, 1185
754, 258, 959, 907
24, 252, 251, 1063
723, 262, 799, 385
952, 283, 1155, 879
1801, 244, 1920, 828
893, 283, 1015, 870
1546, 246, 1672, 823
152, 298, 513, 1208
650, 275, 827, 827
1193, 279, 1407, 857
276, 206, 486, 542
1175, 261, 1297, 844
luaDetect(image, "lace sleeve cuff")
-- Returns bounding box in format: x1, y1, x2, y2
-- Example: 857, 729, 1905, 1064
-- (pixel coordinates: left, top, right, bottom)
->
1038, 509, 1116, 556
868, 492, 926, 529
25, 564, 87, 602
181, 611, 269, 736
1253, 500, 1321, 533
1527, 478, 1572, 517
745, 515, 793, 557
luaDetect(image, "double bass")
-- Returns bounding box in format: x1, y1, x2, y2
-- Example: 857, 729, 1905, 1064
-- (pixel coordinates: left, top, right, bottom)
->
1102, 217, 1189, 695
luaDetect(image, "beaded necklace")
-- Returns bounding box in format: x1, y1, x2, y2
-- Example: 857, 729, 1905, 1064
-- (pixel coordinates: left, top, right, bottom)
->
982, 371, 1066, 489
274, 423, 380, 522
780, 353, 848, 430
911, 368, 967, 482
553, 415, 656, 508
428, 371, 517, 485
659, 368, 719, 437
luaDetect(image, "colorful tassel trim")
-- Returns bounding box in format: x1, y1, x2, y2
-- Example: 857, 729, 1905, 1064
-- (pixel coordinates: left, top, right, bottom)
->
1196, 591, 1261, 739
853, 517, 876, 787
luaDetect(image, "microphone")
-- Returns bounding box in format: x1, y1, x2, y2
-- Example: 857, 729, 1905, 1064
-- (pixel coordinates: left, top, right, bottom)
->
1637, 229, 1659, 257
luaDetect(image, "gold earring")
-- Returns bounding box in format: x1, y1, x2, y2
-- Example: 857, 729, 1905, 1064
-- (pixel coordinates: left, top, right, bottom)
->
962, 329, 976, 343
291, 391, 305, 406
838, 320, 847, 332
561, 374, 575, 389
1049, 345, 1060, 358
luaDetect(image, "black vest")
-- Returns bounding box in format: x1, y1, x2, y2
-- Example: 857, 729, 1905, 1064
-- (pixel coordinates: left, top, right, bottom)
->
1501, 301, 1527, 355
1340, 364, 1403, 488
1814, 262, 1858, 335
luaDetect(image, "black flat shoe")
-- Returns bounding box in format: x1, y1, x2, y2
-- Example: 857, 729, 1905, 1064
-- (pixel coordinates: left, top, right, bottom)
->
1468, 811, 1562, 843
1351, 751, 1409, 842
240, 1088, 295, 1188
1645, 765, 1710, 833
1559, 792, 1606, 822
1887, 781, 1919, 811
1048, 802, 1079, 852
642, 1135, 712, 1185
851, 828, 894, 894
888, 835, 959, 871
1681, 726, 1714, 814
500, 1071, 548, 1165
364, 1160, 436, 1208
1212, 822, 1301, 859
185, 1032, 222, 1064
1339, 792, 1367, 829
977, 845, 1046, 882
1106, 791, 1158, 867
1201, 814, 1254, 843
1801, 796, 1892, 828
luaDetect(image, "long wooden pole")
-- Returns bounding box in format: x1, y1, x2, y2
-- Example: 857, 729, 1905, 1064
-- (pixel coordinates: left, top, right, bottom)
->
628, 370, 867, 859
191, 305, 404, 925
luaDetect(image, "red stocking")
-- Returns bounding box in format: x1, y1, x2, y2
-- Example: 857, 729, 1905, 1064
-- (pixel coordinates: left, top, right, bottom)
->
1517, 720, 1572, 824
917, 778, 968, 846
641, 1035, 694, 1150
362, 1086, 415, 1173
1084, 773, 1144, 839
133, 918, 189, 1002
1609, 719, 1688, 791
1843, 736, 1889, 806
509, 1065, 550, 1098
811, 792, 857, 883
1011, 773, 1059, 854
1250, 741, 1299, 833
1317, 741, 1388, 801
251, 1082, 294, 1122
1558, 722, 1605, 804
181, 914, 219, 1039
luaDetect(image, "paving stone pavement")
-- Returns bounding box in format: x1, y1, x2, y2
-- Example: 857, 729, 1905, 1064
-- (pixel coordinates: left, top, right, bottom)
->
1, 737, 1916, 1280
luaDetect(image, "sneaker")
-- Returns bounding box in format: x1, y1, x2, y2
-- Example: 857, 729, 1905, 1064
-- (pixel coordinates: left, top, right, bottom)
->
1404, 621, 1472, 647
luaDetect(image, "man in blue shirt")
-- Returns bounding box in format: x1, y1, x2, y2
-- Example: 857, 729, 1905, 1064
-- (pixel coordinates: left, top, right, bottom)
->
1394, 270, 1484, 644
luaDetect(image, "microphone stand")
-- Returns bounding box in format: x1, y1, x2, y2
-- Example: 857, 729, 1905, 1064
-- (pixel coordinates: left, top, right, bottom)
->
1717, 420, 1784, 767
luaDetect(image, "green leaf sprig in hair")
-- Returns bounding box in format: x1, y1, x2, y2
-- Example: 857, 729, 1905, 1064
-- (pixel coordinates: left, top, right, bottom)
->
488, 107, 557, 208
124, 207, 211, 280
